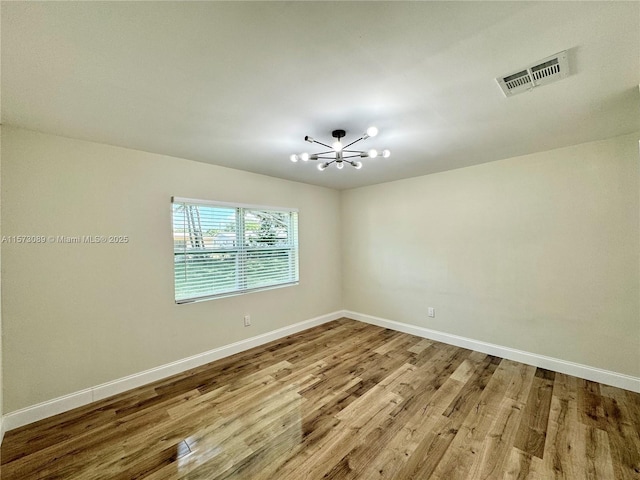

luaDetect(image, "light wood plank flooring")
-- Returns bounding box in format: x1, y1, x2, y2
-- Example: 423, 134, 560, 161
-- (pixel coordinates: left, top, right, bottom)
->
2, 318, 639, 479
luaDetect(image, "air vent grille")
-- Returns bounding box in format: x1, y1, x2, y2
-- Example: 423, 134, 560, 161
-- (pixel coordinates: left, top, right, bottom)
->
504, 70, 532, 90
496, 51, 569, 97
531, 59, 560, 80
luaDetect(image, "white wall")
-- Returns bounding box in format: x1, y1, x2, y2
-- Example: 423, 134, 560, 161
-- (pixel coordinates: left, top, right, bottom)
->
342, 133, 640, 377
1, 126, 342, 412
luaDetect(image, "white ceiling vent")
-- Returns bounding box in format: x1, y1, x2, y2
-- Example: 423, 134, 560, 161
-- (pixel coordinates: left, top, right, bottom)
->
496, 51, 569, 97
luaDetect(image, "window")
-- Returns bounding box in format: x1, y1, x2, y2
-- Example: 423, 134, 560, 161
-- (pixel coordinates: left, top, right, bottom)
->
172, 197, 299, 303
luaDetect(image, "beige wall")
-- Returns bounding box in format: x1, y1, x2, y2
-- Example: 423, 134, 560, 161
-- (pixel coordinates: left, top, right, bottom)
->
342, 133, 640, 377
3, 126, 639, 415
0, 125, 3, 432
1, 126, 342, 412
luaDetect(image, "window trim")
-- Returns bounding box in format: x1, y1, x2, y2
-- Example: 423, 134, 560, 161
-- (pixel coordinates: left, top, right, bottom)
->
172, 197, 298, 213
172, 197, 299, 304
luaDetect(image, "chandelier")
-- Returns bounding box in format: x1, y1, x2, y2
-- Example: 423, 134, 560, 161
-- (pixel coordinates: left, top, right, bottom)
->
290, 127, 390, 171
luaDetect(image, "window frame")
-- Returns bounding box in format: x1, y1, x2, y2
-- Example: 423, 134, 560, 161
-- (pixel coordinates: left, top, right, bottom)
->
172, 197, 299, 304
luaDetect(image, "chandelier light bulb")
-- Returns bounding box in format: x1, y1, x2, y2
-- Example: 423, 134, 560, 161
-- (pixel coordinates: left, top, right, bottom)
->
336, 161, 344, 170
366, 126, 378, 137
332, 140, 343, 152
300, 152, 310, 162
305, 136, 315, 143
382, 149, 391, 158
317, 163, 327, 171
368, 149, 378, 158
290, 154, 299, 163
354, 161, 363, 169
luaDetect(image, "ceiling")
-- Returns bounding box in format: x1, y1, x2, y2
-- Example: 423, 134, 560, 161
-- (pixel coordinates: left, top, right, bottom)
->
2, 1, 639, 190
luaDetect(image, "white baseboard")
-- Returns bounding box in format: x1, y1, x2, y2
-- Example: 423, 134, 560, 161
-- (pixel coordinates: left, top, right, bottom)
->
344, 310, 640, 393
2, 310, 344, 432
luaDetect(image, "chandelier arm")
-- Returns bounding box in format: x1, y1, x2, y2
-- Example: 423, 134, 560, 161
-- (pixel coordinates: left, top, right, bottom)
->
342, 154, 364, 159
342, 149, 366, 153
313, 150, 334, 156
315, 155, 335, 159
312, 140, 333, 149
342, 136, 365, 149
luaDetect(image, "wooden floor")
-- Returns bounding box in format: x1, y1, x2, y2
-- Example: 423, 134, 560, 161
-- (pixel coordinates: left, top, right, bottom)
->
2, 319, 640, 479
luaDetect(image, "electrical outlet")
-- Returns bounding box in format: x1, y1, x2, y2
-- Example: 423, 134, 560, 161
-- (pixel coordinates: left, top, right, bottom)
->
428, 307, 435, 318
244, 314, 251, 327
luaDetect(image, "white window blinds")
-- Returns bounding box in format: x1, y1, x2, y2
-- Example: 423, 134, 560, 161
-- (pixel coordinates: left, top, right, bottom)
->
172, 198, 299, 303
